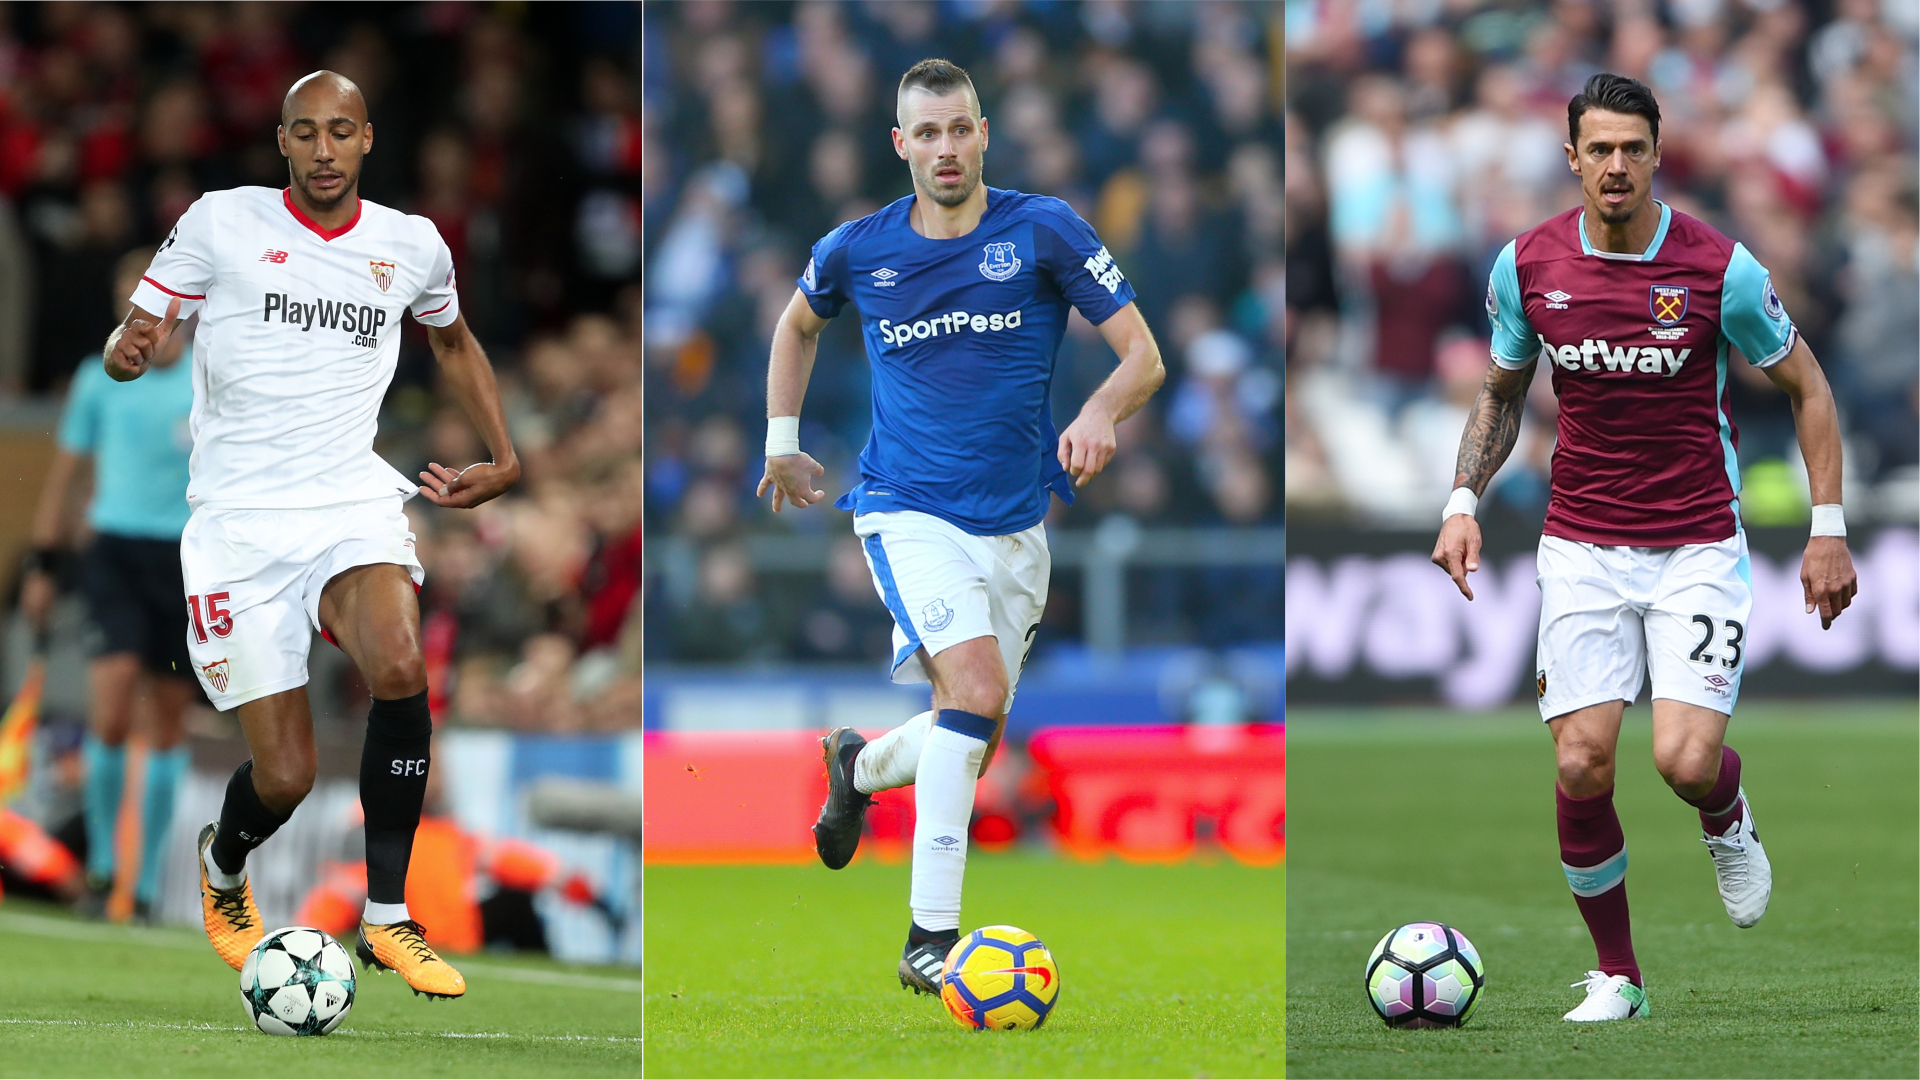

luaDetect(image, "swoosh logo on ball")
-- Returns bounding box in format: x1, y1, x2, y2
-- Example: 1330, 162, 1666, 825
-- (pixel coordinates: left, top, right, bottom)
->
979, 966, 1053, 989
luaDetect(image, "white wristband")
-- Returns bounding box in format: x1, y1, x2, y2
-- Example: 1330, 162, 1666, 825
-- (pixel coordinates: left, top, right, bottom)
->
1442, 487, 1479, 522
1810, 503, 1846, 538
766, 415, 800, 458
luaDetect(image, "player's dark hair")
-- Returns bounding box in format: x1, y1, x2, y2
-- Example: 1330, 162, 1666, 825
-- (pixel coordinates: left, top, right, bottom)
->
1567, 73, 1660, 146
898, 58, 979, 121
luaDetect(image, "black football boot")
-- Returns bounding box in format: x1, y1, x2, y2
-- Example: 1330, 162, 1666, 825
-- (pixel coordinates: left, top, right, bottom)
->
811, 726, 873, 869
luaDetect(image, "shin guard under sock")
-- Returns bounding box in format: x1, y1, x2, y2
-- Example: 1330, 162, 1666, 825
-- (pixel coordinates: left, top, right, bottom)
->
360, 690, 432, 906
1557, 785, 1641, 987
81, 737, 127, 883
1684, 745, 1744, 836
854, 710, 935, 794
909, 709, 993, 933
210, 760, 293, 877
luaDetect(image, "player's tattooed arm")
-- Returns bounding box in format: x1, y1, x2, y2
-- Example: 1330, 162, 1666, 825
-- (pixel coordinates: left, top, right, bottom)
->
420, 313, 520, 509
758, 289, 832, 512
1451, 360, 1537, 496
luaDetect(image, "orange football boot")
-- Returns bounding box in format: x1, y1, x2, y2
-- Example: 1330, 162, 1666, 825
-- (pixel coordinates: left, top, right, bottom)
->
356, 919, 467, 999
196, 822, 264, 969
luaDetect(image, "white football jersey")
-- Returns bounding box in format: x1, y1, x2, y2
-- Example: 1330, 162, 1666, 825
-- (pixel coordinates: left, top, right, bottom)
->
130, 187, 460, 512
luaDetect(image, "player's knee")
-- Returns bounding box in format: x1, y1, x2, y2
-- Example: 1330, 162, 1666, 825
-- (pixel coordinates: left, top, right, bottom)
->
1654, 748, 1716, 793
253, 755, 315, 810
1556, 740, 1615, 794
363, 650, 428, 700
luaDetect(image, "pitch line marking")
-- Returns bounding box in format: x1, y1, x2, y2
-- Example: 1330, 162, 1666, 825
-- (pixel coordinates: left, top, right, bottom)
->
0, 1018, 640, 1043
0, 912, 642, 993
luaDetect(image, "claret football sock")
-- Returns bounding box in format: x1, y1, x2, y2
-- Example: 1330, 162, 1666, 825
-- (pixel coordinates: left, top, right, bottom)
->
1557, 784, 1642, 988
360, 690, 433, 906
82, 736, 127, 883
909, 709, 994, 933
854, 710, 935, 794
1684, 745, 1744, 836
208, 760, 293, 886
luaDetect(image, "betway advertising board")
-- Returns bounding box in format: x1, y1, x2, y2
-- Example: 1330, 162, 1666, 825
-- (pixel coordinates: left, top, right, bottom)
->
1286, 525, 1918, 708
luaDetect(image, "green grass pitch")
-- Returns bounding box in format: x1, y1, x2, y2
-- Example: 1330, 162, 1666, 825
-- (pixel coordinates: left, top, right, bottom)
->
0, 901, 640, 1077
645, 852, 1284, 1077
1286, 700, 1919, 1079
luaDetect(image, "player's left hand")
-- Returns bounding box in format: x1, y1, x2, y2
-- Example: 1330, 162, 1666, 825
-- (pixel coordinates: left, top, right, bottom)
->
1058, 409, 1117, 488
418, 459, 520, 509
1801, 535, 1857, 629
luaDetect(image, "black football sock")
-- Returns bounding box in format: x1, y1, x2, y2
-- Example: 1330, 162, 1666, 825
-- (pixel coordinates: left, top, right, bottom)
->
210, 761, 293, 876
360, 690, 433, 907
908, 921, 960, 950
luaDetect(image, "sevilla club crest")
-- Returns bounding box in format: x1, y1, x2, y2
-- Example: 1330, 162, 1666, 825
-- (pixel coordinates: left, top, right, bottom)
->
369, 260, 396, 292
1649, 284, 1688, 327
200, 658, 230, 694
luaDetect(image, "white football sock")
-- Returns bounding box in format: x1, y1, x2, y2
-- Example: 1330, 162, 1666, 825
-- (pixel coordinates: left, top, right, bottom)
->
909, 720, 990, 933
854, 711, 935, 794
203, 846, 245, 891
363, 900, 411, 925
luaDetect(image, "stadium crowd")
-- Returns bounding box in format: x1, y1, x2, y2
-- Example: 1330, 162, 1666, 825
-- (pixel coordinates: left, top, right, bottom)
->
1284, 0, 1920, 527
643, 0, 1284, 665
0, 2, 641, 731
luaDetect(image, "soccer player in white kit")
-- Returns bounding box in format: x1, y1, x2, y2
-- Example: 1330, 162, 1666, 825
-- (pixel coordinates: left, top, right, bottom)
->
104, 71, 519, 998
760, 60, 1165, 994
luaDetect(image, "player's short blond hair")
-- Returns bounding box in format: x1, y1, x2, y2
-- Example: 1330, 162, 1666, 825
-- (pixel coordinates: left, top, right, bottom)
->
896, 58, 979, 127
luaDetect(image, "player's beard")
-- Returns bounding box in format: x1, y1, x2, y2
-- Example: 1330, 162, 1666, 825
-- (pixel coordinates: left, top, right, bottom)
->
1593, 181, 1638, 225
915, 155, 981, 208
296, 163, 359, 211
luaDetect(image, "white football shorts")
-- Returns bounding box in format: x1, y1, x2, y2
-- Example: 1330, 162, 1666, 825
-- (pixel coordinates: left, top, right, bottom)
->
1534, 531, 1752, 721
853, 509, 1048, 713
179, 496, 424, 710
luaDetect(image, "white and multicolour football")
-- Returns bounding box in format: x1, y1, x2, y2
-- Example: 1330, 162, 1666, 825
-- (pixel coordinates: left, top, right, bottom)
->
240, 926, 356, 1036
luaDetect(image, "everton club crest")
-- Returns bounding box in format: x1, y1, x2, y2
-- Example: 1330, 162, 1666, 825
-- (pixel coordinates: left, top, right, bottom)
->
369, 259, 396, 292
979, 241, 1020, 282
1649, 284, 1688, 327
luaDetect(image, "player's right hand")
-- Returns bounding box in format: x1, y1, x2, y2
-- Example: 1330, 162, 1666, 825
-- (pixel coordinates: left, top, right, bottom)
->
1431, 513, 1484, 601
757, 453, 826, 513
104, 296, 182, 382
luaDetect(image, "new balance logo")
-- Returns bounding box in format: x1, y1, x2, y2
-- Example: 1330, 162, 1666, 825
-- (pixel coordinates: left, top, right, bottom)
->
260, 249, 289, 264
871, 267, 899, 287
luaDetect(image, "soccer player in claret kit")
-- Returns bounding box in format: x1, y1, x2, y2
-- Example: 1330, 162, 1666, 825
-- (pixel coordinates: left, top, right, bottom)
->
758, 59, 1165, 994
104, 71, 520, 998
1431, 74, 1859, 1023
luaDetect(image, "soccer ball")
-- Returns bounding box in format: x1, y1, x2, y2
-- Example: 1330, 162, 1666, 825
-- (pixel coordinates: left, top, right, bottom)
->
939, 925, 1060, 1030
240, 926, 356, 1036
1364, 922, 1484, 1028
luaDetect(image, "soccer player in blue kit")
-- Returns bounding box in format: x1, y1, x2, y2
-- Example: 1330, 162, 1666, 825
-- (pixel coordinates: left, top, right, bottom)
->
758, 59, 1166, 993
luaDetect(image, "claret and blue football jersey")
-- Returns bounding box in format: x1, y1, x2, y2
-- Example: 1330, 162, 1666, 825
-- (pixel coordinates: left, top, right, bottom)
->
799, 187, 1137, 537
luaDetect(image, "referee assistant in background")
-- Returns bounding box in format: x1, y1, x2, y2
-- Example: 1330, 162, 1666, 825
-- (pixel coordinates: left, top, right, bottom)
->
21, 245, 198, 922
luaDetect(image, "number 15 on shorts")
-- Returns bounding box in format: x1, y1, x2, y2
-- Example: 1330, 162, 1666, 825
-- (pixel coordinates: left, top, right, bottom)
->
188, 592, 233, 643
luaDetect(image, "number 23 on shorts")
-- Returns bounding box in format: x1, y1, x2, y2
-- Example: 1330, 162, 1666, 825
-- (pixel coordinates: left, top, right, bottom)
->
188, 592, 233, 643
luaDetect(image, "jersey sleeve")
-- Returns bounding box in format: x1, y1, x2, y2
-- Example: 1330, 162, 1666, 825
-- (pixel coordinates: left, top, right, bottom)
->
1034, 207, 1136, 325
55, 360, 102, 454
129, 196, 216, 318
408, 225, 461, 326
1721, 242, 1796, 367
1486, 240, 1538, 369
797, 223, 853, 319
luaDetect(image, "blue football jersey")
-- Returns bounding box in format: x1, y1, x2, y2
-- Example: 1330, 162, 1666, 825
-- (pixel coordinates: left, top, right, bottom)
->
799, 188, 1137, 536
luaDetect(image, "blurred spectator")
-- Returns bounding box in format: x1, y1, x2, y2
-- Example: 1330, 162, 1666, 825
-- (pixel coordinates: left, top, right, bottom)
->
1, 5, 641, 729
1287, 0, 1919, 526
644, 0, 1283, 665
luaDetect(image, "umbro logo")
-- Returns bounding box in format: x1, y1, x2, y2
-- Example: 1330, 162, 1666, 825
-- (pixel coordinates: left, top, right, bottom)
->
1544, 289, 1571, 309
260, 249, 289, 263
871, 267, 899, 287
932, 835, 959, 847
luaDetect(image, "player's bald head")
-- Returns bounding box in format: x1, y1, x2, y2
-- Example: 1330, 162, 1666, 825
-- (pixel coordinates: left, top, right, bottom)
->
281, 70, 368, 129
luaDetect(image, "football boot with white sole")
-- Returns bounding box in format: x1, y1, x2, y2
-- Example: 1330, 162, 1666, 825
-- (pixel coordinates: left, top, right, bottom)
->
899, 934, 957, 996
1563, 971, 1649, 1021
812, 727, 872, 870
1702, 788, 1771, 928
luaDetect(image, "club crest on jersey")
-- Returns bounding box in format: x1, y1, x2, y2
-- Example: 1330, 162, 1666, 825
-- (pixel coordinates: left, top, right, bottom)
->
369, 260, 396, 292
1650, 284, 1688, 326
979, 241, 1021, 282
201, 658, 230, 694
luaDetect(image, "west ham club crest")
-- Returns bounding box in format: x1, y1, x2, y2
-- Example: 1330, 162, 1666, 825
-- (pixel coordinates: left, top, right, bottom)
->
1649, 284, 1688, 327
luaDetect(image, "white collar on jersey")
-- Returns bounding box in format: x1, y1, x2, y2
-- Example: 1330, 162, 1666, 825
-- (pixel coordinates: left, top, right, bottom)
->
1576, 200, 1672, 262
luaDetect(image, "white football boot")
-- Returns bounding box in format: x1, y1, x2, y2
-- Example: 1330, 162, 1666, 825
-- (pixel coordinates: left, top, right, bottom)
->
1702, 787, 1772, 928
1563, 971, 1650, 1022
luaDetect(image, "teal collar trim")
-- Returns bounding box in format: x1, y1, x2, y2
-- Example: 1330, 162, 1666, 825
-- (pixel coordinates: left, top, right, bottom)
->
1578, 200, 1671, 262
